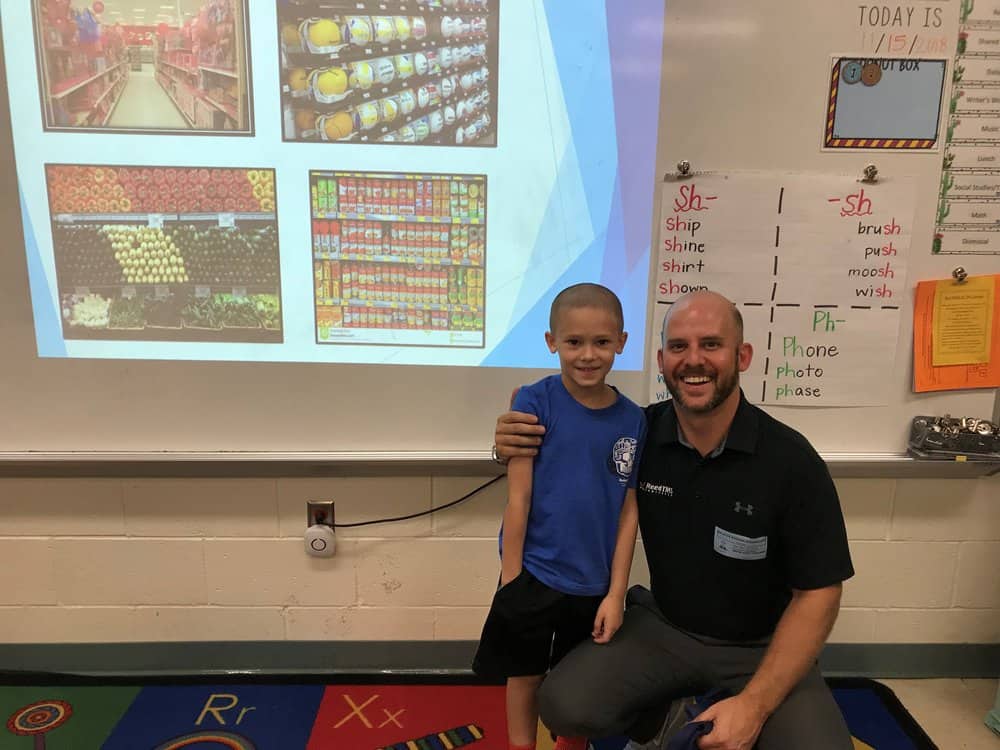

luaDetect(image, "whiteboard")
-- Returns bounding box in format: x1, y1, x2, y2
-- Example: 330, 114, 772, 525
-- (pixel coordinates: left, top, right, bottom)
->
643, 0, 998, 454
0, 0, 996, 458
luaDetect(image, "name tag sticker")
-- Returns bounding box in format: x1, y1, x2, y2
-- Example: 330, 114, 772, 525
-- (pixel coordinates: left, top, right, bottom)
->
714, 527, 768, 561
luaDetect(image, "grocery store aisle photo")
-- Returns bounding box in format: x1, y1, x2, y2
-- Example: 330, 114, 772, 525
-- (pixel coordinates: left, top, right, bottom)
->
33, 0, 251, 133
107, 67, 189, 129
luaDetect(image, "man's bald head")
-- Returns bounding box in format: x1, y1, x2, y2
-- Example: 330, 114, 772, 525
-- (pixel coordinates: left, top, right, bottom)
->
661, 290, 743, 346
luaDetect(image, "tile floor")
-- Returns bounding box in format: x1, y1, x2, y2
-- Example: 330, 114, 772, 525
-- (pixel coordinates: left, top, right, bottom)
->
108, 66, 191, 130
881, 678, 998, 749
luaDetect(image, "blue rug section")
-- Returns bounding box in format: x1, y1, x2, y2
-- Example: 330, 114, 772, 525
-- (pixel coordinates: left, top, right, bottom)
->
833, 680, 938, 749
100, 684, 324, 749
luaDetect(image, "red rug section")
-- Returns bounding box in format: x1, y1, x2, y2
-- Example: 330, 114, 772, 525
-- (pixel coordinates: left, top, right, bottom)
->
308, 684, 506, 749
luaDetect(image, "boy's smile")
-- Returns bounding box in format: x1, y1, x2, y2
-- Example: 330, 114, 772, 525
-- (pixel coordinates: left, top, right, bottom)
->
545, 306, 627, 407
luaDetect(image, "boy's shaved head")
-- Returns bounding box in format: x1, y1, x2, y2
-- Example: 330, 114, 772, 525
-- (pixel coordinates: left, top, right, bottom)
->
549, 283, 624, 333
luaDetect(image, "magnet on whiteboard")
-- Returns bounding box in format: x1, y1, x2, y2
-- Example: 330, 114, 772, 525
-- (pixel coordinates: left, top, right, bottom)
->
860, 62, 882, 86
841, 60, 863, 84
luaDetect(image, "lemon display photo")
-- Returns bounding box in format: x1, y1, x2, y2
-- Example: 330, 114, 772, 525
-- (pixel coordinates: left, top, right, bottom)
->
277, 1, 497, 145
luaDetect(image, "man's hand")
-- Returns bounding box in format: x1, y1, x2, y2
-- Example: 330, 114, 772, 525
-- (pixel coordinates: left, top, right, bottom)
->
494, 410, 545, 459
591, 595, 624, 644
694, 694, 766, 750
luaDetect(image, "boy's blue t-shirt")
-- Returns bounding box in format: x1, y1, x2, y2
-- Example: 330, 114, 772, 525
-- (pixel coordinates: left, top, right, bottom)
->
500, 374, 646, 596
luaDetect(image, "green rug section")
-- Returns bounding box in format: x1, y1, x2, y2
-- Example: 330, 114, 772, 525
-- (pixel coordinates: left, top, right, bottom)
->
0, 686, 138, 750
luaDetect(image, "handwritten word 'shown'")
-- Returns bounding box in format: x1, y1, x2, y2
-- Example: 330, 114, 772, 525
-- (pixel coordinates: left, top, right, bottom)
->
673, 184, 718, 213
828, 188, 874, 217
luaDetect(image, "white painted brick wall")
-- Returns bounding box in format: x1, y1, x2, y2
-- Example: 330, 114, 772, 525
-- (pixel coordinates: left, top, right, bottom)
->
0, 474, 996, 644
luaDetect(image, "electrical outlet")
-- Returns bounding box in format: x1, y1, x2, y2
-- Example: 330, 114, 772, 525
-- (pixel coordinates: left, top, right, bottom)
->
307, 500, 335, 528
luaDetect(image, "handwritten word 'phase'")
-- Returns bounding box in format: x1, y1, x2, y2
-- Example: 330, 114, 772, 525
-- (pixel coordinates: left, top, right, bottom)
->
774, 384, 823, 399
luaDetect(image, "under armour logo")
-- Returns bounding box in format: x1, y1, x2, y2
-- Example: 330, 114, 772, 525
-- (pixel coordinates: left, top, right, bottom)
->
734, 502, 754, 516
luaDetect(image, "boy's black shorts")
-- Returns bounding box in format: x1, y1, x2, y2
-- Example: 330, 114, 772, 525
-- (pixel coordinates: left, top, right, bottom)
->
472, 568, 604, 678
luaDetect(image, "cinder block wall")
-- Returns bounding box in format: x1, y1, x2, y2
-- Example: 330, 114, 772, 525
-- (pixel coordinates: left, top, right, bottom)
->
0, 475, 997, 644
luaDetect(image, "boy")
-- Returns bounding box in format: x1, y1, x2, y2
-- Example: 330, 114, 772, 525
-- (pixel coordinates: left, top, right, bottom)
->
473, 283, 646, 750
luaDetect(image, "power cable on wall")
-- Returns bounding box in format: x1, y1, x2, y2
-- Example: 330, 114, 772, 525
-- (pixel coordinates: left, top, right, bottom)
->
333, 474, 505, 528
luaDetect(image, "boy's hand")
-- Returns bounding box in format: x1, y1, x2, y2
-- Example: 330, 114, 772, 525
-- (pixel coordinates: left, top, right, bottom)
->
591, 595, 625, 643
494, 409, 545, 459
499, 567, 521, 587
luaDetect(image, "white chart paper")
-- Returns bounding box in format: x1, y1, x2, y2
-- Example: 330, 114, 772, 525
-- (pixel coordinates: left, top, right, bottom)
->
649, 172, 916, 407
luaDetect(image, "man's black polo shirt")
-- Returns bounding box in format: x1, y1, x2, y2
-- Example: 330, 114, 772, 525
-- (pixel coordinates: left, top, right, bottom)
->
637, 393, 854, 642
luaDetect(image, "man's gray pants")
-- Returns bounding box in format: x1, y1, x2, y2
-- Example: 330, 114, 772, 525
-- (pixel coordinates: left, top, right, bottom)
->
537, 587, 853, 749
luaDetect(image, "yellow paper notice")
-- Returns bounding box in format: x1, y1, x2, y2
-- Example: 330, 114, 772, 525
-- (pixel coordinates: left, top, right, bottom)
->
932, 276, 994, 366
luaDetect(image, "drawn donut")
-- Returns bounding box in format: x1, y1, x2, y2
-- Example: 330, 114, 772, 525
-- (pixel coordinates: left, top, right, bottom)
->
861, 62, 882, 86
6, 700, 72, 735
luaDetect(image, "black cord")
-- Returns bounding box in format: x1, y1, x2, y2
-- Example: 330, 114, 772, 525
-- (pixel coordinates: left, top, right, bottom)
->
333, 474, 505, 528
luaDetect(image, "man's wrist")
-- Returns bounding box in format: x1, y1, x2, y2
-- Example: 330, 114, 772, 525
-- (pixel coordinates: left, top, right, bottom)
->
491, 443, 508, 466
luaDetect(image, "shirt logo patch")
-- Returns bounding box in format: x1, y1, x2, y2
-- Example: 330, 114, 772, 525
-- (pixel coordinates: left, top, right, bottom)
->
714, 527, 767, 561
733, 501, 755, 516
610, 437, 638, 483
639, 481, 673, 496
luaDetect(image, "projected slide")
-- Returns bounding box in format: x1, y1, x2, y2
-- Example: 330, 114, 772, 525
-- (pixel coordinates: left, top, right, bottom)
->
31, 0, 252, 133
4, 1, 665, 369
279, 3, 496, 146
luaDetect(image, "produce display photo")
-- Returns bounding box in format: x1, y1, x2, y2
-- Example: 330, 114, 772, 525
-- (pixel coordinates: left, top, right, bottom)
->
278, 0, 496, 145
312, 170, 485, 348
46, 164, 282, 342
33, 0, 252, 133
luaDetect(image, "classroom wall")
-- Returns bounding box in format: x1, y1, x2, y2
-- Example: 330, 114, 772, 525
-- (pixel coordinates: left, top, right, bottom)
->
0, 473, 997, 644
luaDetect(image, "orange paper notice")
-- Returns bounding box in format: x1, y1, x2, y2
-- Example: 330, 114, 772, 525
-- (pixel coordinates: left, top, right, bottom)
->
914, 275, 1000, 392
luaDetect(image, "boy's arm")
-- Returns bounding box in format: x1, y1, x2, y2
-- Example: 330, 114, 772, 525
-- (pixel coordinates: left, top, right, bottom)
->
607, 487, 639, 602
592, 488, 639, 643
499, 455, 533, 585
